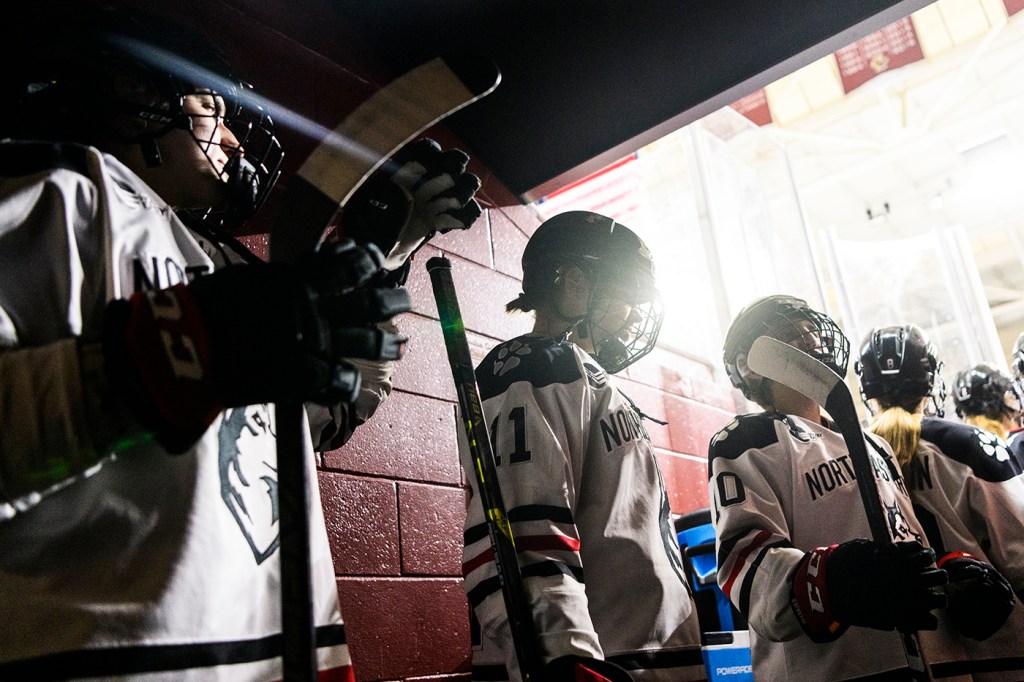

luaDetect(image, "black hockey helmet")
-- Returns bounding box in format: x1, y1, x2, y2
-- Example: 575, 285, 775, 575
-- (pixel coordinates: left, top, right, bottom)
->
855, 324, 945, 417
512, 210, 663, 374
723, 294, 850, 402
9, 7, 282, 232
953, 363, 1020, 420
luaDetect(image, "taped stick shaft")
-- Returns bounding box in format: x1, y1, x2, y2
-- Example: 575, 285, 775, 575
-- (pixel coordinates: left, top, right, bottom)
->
426, 256, 544, 682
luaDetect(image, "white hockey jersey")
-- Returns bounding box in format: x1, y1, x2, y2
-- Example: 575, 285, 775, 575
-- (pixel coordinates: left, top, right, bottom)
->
0, 142, 351, 680
461, 335, 704, 682
909, 418, 1024, 680
708, 411, 968, 681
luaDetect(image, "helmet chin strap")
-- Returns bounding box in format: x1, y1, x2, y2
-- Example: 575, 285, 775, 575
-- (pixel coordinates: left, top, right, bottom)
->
141, 137, 163, 168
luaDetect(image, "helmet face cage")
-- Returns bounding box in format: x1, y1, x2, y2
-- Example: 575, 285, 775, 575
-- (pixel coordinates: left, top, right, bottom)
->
523, 211, 663, 373
724, 296, 850, 401
177, 82, 283, 231
586, 276, 665, 374
954, 364, 1020, 420
855, 325, 945, 417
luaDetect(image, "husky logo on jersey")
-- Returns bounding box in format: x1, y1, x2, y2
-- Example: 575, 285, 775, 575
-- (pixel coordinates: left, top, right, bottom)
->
219, 406, 280, 564
583, 361, 608, 389
493, 340, 531, 376
974, 428, 1011, 462
884, 501, 921, 543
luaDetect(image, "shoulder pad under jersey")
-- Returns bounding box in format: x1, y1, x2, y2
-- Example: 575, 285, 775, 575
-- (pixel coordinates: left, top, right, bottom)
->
477, 336, 583, 401
0, 141, 91, 177
708, 412, 781, 465
921, 417, 1023, 482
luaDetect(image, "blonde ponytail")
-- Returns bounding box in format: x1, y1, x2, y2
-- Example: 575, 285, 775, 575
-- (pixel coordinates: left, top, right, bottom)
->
867, 405, 923, 468
963, 414, 1010, 441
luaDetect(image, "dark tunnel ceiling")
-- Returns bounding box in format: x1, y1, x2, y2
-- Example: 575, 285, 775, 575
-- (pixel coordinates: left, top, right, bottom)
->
330, 0, 935, 201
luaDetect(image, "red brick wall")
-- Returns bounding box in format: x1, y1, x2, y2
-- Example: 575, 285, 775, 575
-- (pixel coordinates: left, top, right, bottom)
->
112, 1, 739, 679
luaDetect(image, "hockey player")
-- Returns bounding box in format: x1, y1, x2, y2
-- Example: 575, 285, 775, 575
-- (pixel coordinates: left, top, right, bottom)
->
0, 6, 481, 680
461, 211, 704, 682
857, 324, 1020, 679
1007, 333, 1024, 463
710, 295, 966, 680
952, 363, 1021, 441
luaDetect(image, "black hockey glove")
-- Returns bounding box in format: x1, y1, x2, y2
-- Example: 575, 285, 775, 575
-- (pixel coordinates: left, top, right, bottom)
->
790, 539, 947, 643
542, 655, 635, 682
341, 137, 482, 279
937, 551, 1015, 641
103, 239, 410, 453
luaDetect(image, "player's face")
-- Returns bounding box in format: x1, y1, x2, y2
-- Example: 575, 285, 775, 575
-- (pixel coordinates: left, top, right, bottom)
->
143, 90, 243, 209
588, 279, 642, 346
184, 91, 241, 175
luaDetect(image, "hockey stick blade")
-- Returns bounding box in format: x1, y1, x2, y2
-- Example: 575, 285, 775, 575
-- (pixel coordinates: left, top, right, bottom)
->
427, 256, 545, 682
746, 335, 840, 407
270, 55, 501, 264
747, 336, 888, 541
747, 336, 927, 679
268, 56, 499, 681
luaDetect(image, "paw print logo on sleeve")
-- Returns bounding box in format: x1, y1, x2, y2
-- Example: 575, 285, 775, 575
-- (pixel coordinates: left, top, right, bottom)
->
974, 428, 1011, 462
493, 340, 531, 376
711, 418, 740, 446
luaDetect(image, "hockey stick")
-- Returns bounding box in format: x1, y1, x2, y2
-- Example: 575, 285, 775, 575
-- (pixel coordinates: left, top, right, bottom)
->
268, 56, 500, 681
427, 256, 545, 682
746, 335, 927, 679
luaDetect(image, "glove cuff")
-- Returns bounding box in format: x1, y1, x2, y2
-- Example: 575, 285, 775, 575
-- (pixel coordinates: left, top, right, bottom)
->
790, 545, 849, 643
936, 551, 973, 569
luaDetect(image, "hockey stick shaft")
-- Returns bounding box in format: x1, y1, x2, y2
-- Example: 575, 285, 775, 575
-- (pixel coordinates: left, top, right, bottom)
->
427, 256, 545, 682
747, 336, 927, 679
269, 57, 500, 681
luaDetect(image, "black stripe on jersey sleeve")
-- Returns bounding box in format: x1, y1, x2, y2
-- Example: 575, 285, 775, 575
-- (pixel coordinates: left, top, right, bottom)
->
472, 664, 511, 681
738, 539, 791, 616
477, 337, 582, 401
921, 417, 1024, 482
0, 141, 91, 177
0, 624, 346, 678
716, 528, 749, 571
708, 413, 781, 464
607, 646, 705, 671
466, 560, 585, 608
465, 504, 577, 545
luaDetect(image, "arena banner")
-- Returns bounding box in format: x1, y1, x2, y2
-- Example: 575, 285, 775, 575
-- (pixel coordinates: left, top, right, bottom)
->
835, 17, 924, 93
730, 89, 773, 127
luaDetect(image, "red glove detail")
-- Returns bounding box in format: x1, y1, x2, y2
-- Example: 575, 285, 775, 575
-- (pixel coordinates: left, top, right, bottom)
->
790, 545, 849, 643
936, 551, 972, 569
576, 663, 612, 682
123, 284, 222, 449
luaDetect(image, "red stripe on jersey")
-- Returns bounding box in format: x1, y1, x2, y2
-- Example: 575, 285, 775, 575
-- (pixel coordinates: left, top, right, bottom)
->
721, 529, 772, 600
272, 664, 353, 682
319, 665, 355, 682
462, 534, 581, 576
